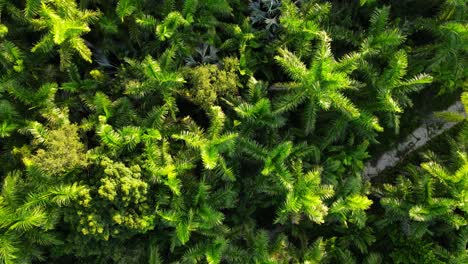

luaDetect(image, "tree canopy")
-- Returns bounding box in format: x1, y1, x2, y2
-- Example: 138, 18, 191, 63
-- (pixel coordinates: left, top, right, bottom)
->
0, 0, 466, 263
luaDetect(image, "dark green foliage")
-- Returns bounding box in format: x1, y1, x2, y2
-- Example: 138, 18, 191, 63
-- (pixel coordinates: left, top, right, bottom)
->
249, 0, 281, 36
0, 0, 466, 263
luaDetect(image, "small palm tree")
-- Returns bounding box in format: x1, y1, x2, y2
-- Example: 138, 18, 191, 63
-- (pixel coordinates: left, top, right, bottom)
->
273, 35, 363, 135
173, 106, 237, 178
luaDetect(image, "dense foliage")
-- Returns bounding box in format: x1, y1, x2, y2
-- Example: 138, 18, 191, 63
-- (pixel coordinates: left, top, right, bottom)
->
0, 0, 466, 263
